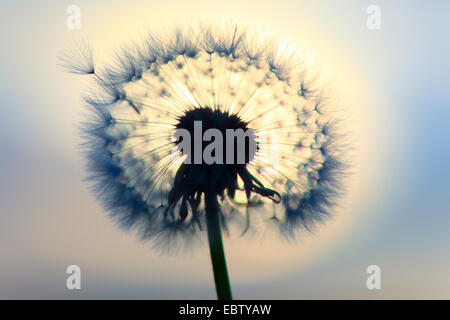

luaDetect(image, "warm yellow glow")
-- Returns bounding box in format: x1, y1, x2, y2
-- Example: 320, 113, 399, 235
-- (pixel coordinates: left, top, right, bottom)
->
44, 0, 391, 285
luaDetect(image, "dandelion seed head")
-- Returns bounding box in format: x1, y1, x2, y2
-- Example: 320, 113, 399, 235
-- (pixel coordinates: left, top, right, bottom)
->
65, 24, 347, 250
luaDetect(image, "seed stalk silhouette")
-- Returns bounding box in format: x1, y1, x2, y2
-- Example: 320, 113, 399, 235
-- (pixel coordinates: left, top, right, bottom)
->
205, 193, 232, 299
59, 24, 345, 300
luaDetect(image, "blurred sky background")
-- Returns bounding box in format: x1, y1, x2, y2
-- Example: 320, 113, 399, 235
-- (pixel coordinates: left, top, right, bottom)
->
0, 0, 449, 299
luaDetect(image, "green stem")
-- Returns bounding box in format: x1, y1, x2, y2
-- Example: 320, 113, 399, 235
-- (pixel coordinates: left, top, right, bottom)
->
204, 193, 233, 300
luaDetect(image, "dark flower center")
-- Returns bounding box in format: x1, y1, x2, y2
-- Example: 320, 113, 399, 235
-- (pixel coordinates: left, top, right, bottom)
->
175, 107, 256, 165
167, 107, 280, 222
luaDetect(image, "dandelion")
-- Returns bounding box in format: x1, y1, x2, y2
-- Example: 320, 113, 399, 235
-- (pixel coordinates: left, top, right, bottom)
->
60, 24, 346, 300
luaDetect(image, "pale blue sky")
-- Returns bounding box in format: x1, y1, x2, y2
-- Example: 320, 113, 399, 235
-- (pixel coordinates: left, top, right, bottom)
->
0, 0, 449, 298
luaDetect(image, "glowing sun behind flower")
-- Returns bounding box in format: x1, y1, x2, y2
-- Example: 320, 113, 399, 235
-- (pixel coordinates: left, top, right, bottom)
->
60, 23, 347, 299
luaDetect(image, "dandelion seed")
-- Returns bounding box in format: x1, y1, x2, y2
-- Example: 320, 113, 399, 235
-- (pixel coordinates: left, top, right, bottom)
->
58, 39, 95, 75
61, 23, 347, 300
